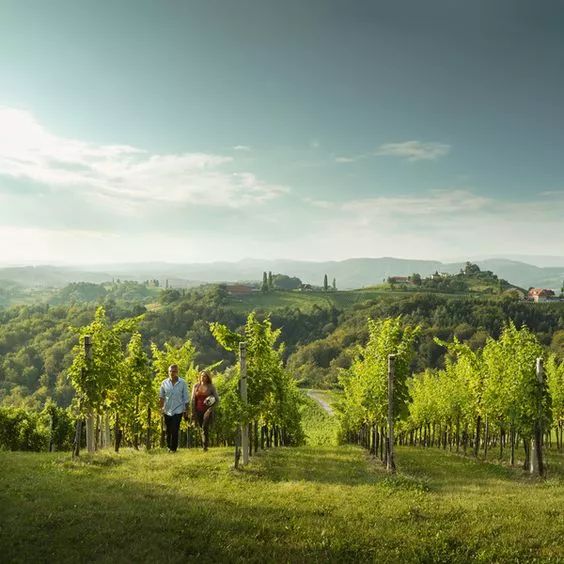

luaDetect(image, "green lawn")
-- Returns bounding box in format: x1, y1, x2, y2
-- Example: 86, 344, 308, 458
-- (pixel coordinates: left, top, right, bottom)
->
1, 442, 563, 563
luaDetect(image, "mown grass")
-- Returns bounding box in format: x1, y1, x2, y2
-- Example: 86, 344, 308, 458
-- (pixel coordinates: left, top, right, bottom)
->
1, 443, 563, 563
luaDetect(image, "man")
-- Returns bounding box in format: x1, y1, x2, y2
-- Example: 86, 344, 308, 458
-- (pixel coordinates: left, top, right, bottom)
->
159, 364, 189, 452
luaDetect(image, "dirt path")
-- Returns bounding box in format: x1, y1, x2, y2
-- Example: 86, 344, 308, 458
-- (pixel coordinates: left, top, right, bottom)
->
306, 389, 334, 415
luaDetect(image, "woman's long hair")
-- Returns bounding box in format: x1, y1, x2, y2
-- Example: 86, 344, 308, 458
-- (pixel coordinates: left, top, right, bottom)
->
199, 370, 212, 385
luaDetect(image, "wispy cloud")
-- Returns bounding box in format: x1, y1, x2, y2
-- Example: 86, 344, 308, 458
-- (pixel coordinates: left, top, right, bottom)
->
374, 140, 451, 161
232, 145, 251, 151
303, 189, 564, 261
302, 197, 336, 209
335, 155, 365, 164
341, 189, 487, 217
336, 140, 450, 164
0, 107, 286, 210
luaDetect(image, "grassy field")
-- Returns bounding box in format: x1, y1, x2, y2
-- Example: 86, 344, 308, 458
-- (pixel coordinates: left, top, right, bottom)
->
1, 438, 564, 563
226, 287, 476, 314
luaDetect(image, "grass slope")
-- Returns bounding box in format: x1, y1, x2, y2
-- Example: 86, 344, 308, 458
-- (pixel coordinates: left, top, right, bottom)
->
301, 392, 339, 446
1, 443, 563, 563
227, 288, 471, 314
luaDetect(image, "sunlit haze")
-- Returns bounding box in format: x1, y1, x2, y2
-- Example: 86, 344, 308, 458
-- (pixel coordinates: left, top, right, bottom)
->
1, 1, 563, 265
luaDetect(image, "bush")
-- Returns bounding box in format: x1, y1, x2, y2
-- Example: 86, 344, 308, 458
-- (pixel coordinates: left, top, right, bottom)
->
0, 404, 74, 451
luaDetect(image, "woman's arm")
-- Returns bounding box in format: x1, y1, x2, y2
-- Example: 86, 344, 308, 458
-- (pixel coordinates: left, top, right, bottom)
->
190, 383, 198, 417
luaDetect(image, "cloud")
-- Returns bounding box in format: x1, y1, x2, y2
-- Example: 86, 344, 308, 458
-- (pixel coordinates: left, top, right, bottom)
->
335, 155, 364, 164
302, 188, 564, 260
302, 197, 336, 209
341, 189, 488, 217
335, 141, 450, 164
0, 107, 286, 211
374, 140, 450, 161
233, 145, 251, 151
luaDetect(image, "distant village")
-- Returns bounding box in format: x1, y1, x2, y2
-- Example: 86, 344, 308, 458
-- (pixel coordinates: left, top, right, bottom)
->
221, 262, 564, 303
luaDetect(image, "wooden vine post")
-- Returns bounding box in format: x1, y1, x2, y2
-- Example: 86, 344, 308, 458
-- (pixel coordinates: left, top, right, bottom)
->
73, 334, 93, 458
83, 335, 95, 453
530, 357, 545, 477
387, 354, 396, 473
240, 341, 250, 465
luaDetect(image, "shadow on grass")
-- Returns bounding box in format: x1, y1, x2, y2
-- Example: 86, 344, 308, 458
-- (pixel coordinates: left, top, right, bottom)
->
394, 446, 564, 492
245, 445, 383, 486
0, 451, 397, 563
1, 447, 562, 563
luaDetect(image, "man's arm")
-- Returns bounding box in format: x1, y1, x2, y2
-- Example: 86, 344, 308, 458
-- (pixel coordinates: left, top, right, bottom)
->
159, 382, 165, 413
183, 381, 189, 417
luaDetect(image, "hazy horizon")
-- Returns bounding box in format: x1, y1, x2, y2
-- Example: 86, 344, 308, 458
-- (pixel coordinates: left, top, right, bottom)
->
1, 0, 563, 264
1, 254, 564, 270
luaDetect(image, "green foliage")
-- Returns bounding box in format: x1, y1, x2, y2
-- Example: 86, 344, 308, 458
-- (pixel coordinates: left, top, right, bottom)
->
211, 312, 304, 444
150, 340, 196, 382
0, 406, 49, 450
409, 323, 551, 447
338, 317, 420, 434
482, 322, 548, 437
158, 289, 182, 304
547, 354, 564, 427
272, 273, 302, 290
67, 307, 138, 413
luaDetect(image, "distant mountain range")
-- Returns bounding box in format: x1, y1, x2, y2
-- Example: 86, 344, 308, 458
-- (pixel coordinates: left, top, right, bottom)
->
0, 257, 563, 291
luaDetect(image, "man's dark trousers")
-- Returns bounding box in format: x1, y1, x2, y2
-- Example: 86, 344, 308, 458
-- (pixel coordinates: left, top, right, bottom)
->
164, 413, 183, 451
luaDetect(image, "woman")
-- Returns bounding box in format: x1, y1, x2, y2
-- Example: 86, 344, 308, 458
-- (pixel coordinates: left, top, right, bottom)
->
191, 370, 219, 451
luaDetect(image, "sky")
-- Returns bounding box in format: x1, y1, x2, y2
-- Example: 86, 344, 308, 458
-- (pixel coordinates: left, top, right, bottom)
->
0, 0, 563, 265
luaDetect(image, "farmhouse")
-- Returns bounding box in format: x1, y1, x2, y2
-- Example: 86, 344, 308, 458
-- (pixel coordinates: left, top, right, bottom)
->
225, 284, 255, 296
527, 288, 556, 303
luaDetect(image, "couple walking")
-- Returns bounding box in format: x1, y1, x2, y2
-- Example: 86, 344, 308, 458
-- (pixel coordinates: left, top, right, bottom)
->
159, 365, 219, 452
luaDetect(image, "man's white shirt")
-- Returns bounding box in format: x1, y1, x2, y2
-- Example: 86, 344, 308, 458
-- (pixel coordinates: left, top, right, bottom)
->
159, 377, 189, 416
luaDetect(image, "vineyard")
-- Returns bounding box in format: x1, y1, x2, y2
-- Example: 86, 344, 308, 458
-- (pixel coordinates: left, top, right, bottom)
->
1, 299, 564, 561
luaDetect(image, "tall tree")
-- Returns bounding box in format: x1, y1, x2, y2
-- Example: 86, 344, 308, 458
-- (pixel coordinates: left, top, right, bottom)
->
261, 272, 268, 293
323, 274, 328, 292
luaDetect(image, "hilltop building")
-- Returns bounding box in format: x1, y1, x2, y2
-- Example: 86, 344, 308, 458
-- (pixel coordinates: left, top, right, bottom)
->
225, 284, 255, 296
528, 288, 556, 303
